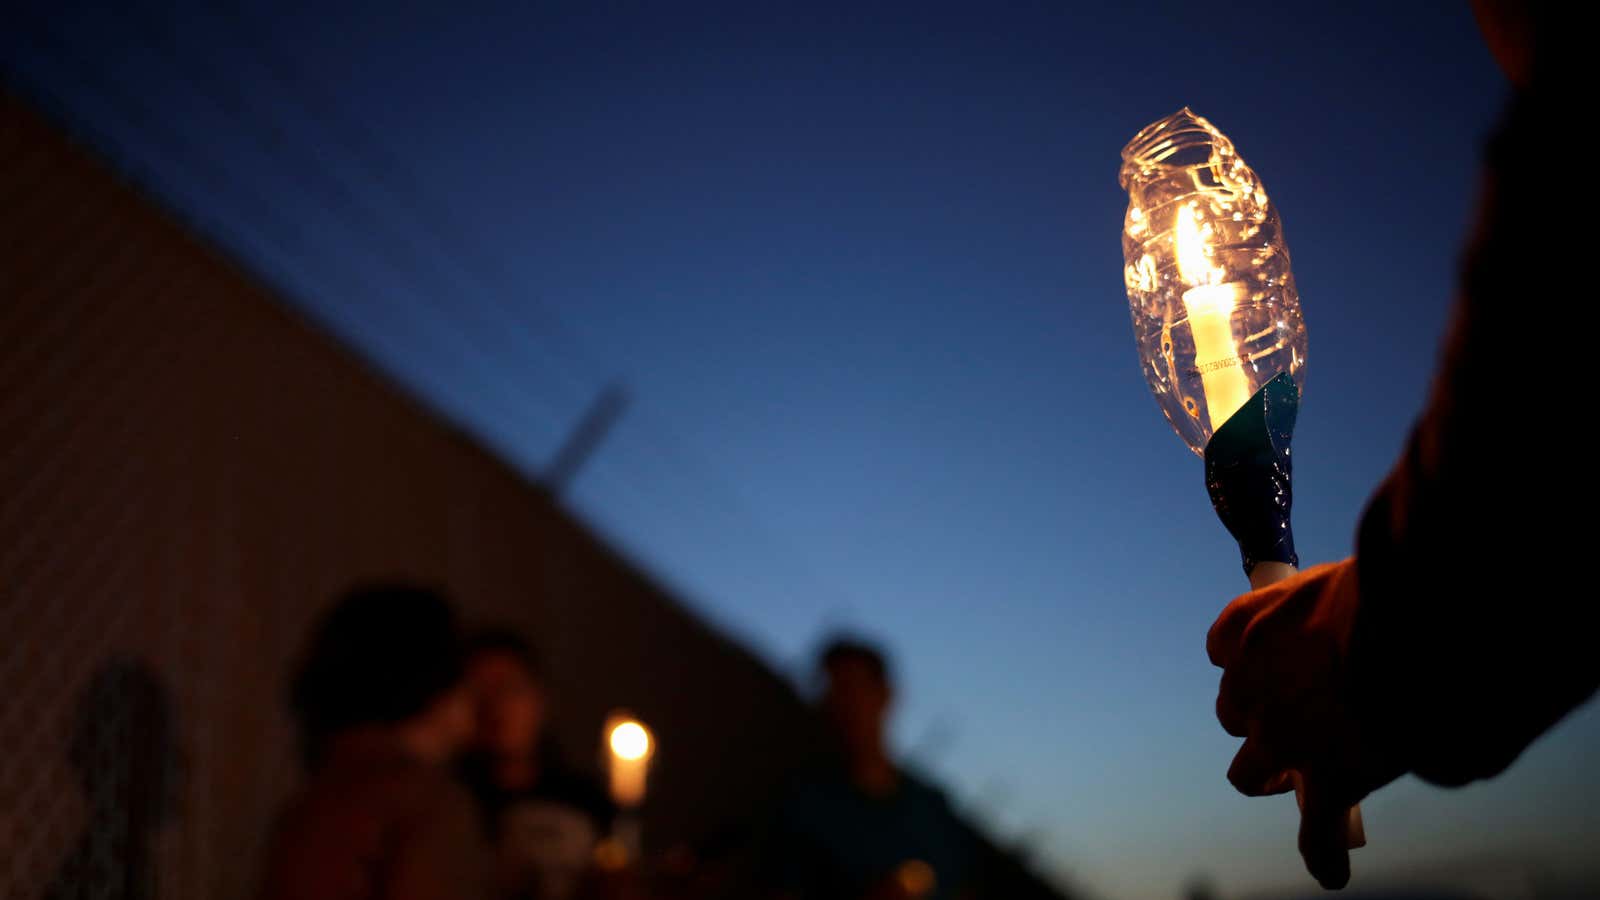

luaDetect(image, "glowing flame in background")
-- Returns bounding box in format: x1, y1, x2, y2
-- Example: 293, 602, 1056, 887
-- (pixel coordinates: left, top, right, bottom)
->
609, 720, 651, 761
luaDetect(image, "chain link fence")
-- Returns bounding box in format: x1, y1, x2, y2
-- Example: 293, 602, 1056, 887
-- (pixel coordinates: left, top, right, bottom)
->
2, 87, 823, 900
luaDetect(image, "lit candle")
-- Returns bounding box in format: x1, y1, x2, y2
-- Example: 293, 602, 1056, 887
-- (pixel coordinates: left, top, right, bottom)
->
606, 715, 653, 808
1174, 201, 1252, 427
1119, 108, 1363, 852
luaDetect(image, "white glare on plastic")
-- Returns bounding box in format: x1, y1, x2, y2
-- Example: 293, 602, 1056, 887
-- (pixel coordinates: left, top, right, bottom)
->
1120, 108, 1307, 455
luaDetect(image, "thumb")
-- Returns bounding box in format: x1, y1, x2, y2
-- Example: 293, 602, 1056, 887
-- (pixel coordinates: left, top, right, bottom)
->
1297, 774, 1353, 890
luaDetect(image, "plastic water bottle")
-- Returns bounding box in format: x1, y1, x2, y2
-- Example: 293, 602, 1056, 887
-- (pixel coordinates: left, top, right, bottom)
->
1119, 107, 1308, 456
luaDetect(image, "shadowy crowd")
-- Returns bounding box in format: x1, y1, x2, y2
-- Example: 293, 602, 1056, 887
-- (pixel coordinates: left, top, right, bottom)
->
255, 583, 997, 900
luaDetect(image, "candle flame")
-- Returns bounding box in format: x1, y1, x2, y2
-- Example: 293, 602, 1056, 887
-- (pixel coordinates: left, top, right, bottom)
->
1174, 202, 1218, 288
609, 720, 651, 761
1175, 202, 1239, 318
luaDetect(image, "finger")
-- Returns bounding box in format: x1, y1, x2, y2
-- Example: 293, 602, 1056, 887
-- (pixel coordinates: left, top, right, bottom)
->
1297, 774, 1353, 890
1208, 563, 1351, 668
1215, 686, 1249, 738
1227, 735, 1293, 797
1262, 769, 1295, 795
1215, 658, 1264, 738
1214, 640, 1293, 741
1207, 590, 1269, 668
1207, 577, 1301, 668
1214, 609, 1332, 744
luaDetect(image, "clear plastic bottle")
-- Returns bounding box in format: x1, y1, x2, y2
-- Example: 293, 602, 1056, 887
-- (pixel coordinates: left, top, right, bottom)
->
1119, 108, 1308, 456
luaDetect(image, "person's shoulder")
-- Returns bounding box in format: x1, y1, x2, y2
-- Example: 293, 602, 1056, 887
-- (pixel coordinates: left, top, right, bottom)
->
379, 766, 491, 899
341, 753, 479, 833
897, 768, 957, 813
260, 777, 389, 899
775, 760, 838, 798
771, 761, 858, 828
411, 761, 481, 817
388, 764, 488, 868
277, 760, 404, 833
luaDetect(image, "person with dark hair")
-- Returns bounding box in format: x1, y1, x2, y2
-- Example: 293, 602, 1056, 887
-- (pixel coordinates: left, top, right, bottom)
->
1205, 2, 1596, 891
260, 583, 487, 900
457, 627, 615, 900
762, 635, 975, 900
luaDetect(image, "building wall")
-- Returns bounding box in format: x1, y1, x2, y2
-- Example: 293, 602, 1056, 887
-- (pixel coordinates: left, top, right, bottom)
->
1, 88, 820, 900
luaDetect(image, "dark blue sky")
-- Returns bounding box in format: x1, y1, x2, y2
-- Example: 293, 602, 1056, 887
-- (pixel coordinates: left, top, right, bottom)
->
8, 2, 1597, 896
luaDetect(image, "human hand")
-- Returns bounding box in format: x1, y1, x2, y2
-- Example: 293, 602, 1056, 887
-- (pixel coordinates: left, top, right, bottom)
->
1207, 560, 1402, 889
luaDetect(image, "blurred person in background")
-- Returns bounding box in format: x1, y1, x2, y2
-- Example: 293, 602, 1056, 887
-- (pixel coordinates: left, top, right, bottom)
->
44, 661, 183, 900
762, 636, 975, 900
457, 628, 618, 900
1205, 0, 1596, 891
260, 583, 487, 900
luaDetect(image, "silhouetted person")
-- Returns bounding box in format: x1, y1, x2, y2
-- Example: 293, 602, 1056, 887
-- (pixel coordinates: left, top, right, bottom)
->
44, 660, 182, 900
1205, 1, 1595, 890
456, 628, 614, 900
763, 636, 974, 900
259, 583, 488, 900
